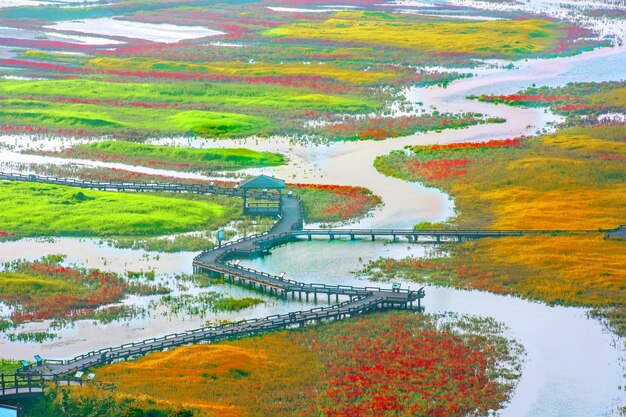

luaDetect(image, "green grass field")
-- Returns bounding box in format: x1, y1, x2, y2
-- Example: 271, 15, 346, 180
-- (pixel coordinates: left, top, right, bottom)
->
0, 79, 379, 138
0, 182, 239, 237
0, 272, 83, 297
0, 79, 377, 112
69, 141, 286, 172
0, 99, 271, 138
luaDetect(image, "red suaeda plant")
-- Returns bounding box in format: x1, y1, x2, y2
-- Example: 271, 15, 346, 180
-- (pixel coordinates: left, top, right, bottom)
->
313, 313, 517, 416
404, 158, 471, 181
288, 183, 382, 223
0, 124, 89, 136
1, 257, 165, 324
375, 137, 527, 183
594, 153, 626, 161
317, 113, 498, 141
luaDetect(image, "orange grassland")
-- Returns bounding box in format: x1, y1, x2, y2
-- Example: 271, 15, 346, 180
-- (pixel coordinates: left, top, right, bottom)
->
55, 312, 521, 417
373, 123, 626, 335
90, 335, 322, 417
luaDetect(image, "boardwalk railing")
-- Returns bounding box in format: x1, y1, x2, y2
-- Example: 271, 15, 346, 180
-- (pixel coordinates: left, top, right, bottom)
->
0, 171, 279, 199
0, 373, 81, 398
197, 260, 421, 299
295, 228, 599, 237
17, 295, 409, 379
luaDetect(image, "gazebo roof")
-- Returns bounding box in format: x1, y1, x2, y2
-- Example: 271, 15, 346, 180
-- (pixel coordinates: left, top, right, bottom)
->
239, 174, 286, 190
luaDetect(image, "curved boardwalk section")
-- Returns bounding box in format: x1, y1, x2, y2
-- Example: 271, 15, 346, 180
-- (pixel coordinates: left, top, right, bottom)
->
1, 172, 422, 396
0, 172, 610, 398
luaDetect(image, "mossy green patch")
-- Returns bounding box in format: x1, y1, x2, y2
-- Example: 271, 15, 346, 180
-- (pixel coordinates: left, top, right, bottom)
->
0, 182, 238, 237
0, 79, 376, 112
75, 141, 285, 171
0, 273, 83, 297
168, 111, 270, 137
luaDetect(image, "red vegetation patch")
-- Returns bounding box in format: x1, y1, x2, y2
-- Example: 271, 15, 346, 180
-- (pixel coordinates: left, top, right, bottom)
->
288, 183, 382, 222
33, 148, 194, 171
0, 58, 354, 92
376, 258, 501, 292
594, 153, 626, 162
0, 124, 89, 137
494, 93, 570, 103
314, 314, 511, 416
375, 138, 527, 183
2, 258, 163, 324
0, 37, 98, 52
404, 158, 471, 181
319, 114, 496, 141
73, 167, 237, 188
420, 138, 524, 152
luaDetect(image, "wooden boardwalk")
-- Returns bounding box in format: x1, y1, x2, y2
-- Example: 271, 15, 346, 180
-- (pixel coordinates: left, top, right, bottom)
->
0, 171, 275, 199
0, 172, 612, 399
2, 172, 422, 396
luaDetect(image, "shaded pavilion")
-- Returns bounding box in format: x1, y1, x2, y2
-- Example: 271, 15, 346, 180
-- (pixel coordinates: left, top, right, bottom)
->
239, 174, 286, 216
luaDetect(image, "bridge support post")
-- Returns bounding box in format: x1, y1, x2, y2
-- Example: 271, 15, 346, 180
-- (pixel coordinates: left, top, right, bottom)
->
371, 235, 375, 241
350, 234, 355, 241
308, 234, 312, 241
330, 234, 334, 241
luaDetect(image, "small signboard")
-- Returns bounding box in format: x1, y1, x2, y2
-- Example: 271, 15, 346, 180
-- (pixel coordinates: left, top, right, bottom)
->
87, 373, 96, 380
0, 404, 18, 417
217, 229, 224, 242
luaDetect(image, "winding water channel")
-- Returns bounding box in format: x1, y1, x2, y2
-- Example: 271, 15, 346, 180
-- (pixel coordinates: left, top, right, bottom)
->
0, 45, 624, 416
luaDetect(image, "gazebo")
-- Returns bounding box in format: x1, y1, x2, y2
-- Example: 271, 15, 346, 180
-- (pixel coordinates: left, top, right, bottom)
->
239, 174, 286, 216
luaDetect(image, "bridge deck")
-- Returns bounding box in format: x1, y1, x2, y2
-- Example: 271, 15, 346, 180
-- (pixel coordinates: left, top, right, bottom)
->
11, 178, 419, 383
2, 172, 613, 399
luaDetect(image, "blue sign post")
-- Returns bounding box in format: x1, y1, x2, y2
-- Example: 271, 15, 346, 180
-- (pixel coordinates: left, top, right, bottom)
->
217, 229, 224, 248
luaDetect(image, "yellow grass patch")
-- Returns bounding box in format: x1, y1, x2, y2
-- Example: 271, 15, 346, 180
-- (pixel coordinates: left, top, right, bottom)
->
265, 12, 564, 56
86, 57, 395, 84
479, 186, 626, 230
94, 334, 321, 416
541, 134, 626, 155
589, 86, 626, 108
460, 235, 626, 306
